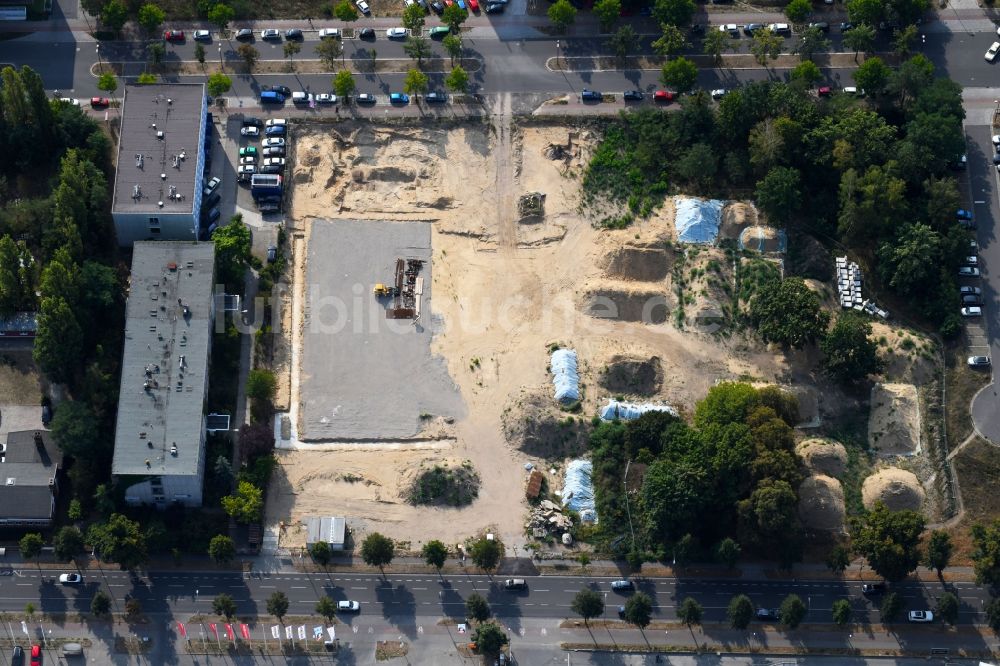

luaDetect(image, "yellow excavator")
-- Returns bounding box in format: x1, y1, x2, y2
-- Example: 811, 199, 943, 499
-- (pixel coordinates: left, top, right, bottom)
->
373, 284, 395, 297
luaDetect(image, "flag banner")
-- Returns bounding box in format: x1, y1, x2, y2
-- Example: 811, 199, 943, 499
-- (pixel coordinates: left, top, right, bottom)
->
297, 625, 306, 640
21, 621, 28, 636
176, 622, 187, 638
208, 623, 219, 639
225, 624, 235, 641
285, 625, 293, 640
240, 624, 251, 640
326, 626, 336, 642
313, 626, 323, 640
271, 625, 280, 639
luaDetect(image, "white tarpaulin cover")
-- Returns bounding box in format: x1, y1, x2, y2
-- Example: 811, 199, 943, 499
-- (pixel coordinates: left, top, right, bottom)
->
562, 459, 597, 523
599, 399, 678, 421
551, 348, 580, 403
674, 196, 724, 244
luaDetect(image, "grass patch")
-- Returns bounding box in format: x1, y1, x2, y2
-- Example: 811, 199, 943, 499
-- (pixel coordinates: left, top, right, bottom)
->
944, 340, 988, 450
950, 436, 1000, 560
404, 462, 480, 507
824, 410, 872, 517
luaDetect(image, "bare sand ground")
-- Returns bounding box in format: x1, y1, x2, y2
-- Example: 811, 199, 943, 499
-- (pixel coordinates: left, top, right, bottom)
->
868, 382, 922, 457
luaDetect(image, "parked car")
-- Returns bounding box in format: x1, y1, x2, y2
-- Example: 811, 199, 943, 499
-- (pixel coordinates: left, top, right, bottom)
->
623, 90, 643, 101
962, 306, 983, 317
711, 89, 727, 99
11, 646, 23, 666
861, 582, 886, 595
504, 579, 527, 590
239, 146, 258, 157
239, 155, 256, 165
90, 96, 110, 107
843, 86, 864, 96
958, 209, 974, 220
808, 21, 830, 32
755, 608, 780, 621
290, 92, 313, 105
485, 3, 504, 12
241, 126, 260, 137
966, 255, 979, 265
267, 245, 277, 263
962, 294, 983, 305
356, 93, 377, 104
581, 89, 602, 101
839, 22, 854, 31
61, 643, 83, 658
285, 28, 303, 40
359, 28, 376, 39
610, 580, 634, 591
654, 90, 674, 102
263, 157, 286, 166
238, 164, 256, 174
818, 86, 832, 96
959, 266, 981, 277
259, 164, 282, 174
961, 286, 982, 296
203, 176, 221, 197
163, 29, 185, 41
263, 137, 286, 147
59, 98, 80, 106
431, 1, 445, 12
390, 92, 410, 104
744, 23, 765, 35
316, 93, 337, 104
266, 118, 287, 127
263, 146, 286, 157
337, 600, 361, 612
425, 92, 447, 103
386, 27, 407, 38
969, 356, 991, 367
987, 42, 1000, 63
357, 0, 371, 13
617, 605, 626, 618
59, 573, 82, 585
468, 0, 479, 9
769, 22, 791, 35
720, 23, 739, 36
235, 28, 254, 40
203, 192, 221, 210
908, 610, 934, 622
319, 28, 341, 39
264, 85, 292, 97
260, 28, 281, 40
30, 645, 40, 666
429, 26, 452, 39
193, 29, 211, 41
243, 116, 263, 127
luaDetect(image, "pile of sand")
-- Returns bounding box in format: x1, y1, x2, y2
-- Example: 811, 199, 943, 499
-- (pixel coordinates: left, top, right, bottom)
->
598, 355, 664, 396
500, 387, 591, 459
870, 323, 938, 385
861, 467, 925, 511
798, 474, 846, 532
599, 244, 673, 282
795, 438, 848, 477
579, 281, 672, 324
718, 201, 758, 240
868, 383, 921, 456
739, 225, 785, 253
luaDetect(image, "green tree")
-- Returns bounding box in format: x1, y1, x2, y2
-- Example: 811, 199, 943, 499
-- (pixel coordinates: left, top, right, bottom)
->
124, 598, 142, 620
625, 592, 654, 630
784, 0, 812, 22
728, 594, 754, 629
887, 54, 934, 110
404, 68, 429, 96
779, 594, 807, 628
794, 27, 830, 62
212, 593, 237, 619
466, 592, 491, 622
442, 3, 468, 30
50, 401, 103, 458
755, 166, 802, 224
445, 65, 469, 93
34, 297, 83, 383
316, 38, 344, 70
149, 41, 166, 66
750, 29, 783, 66
19, 533, 43, 570
986, 598, 1000, 633
749, 278, 830, 348
820, 312, 884, 383
213, 215, 251, 288
53, 526, 84, 562
847, 0, 883, 26
660, 56, 697, 94
832, 599, 852, 626
880, 592, 902, 622
310, 540, 332, 566
593, 0, 620, 31
652, 23, 688, 56
923, 531, 952, 576
423, 540, 448, 570
68, 499, 83, 522
283, 41, 302, 69
195, 43, 206, 64
936, 591, 958, 625
88, 514, 148, 570
442, 33, 462, 64
852, 502, 925, 582
137, 72, 158, 84
893, 24, 918, 56
315, 595, 337, 621
402, 3, 426, 32
790, 61, 821, 85
715, 538, 741, 570
206, 73, 232, 98
246, 368, 277, 402
91, 591, 111, 617
208, 535, 236, 565
403, 36, 432, 66
653, 0, 694, 26
333, 70, 356, 98
547, 0, 577, 32
853, 56, 890, 95
843, 24, 876, 61
97, 72, 118, 94
472, 622, 508, 655
221, 481, 264, 524
100, 0, 128, 33
207, 2, 235, 31
971, 520, 1000, 586
827, 544, 851, 573
334, 0, 359, 21
571, 588, 604, 626
469, 536, 503, 572
236, 44, 259, 71
361, 532, 395, 572
675, 596, 701, 641
267, 590, 289, 621
137, 2, 165, 35
702, 28, 732, 65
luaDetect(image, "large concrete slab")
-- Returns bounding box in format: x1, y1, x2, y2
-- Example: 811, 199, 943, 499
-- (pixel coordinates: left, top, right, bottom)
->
299, 219, 464, 441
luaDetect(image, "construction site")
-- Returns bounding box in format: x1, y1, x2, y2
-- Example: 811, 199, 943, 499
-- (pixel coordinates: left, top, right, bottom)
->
262, 118, 948, 556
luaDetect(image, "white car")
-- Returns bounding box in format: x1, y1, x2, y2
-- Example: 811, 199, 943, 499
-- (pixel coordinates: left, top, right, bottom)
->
962, 306, 983, 317
240, 126, 260, 137
356, 0, 371, 13
960, 266, 981, 277
987, 41, 1000, 63
265, 118, 286, 127
719, 23, 739, 36
711, 89, 727, 99
238, 164, 256, 174
59, 97, 80, 106
315, 93, 338, 104
993, 134, 1000, 147
968, 355, 991, 367
239, 155, 256, 165
908, 610, 934, 623
203, 176, 221, 196
260, 28, 281, 40
58, 573, 82, 584
262, 137, 286, 148
386, 27, 407, 39
318, 28, 341, 39
337, 600, 361, 612
263, 157, 285, 166
966, 255, 979, 265
193, 29, 211, 41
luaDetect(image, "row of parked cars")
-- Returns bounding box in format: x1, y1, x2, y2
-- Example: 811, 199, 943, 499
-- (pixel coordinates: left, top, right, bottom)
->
258, 83, 449, 107
238, 117, 288, 179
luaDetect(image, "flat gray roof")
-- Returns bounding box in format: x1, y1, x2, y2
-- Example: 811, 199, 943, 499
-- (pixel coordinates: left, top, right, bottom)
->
112, 242, 215, 477
112, 84, 205, 215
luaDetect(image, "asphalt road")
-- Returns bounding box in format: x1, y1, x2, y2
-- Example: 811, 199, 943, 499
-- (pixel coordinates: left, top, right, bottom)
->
0, 567, 990, 628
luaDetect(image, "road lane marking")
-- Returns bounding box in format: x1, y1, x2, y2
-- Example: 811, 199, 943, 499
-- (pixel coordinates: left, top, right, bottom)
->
351, 587, 367, 590
261, 585, 276, 588
291, 586, 306, 589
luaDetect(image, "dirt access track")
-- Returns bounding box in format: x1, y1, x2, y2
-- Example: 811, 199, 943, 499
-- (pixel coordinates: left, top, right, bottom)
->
264, 118, 823, 553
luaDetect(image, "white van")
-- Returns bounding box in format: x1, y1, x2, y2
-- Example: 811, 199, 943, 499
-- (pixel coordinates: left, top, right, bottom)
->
291, 92, 313, 105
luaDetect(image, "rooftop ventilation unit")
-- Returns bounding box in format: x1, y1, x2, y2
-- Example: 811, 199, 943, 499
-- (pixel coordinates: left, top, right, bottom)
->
135, 154, 143, 168
132, 184, 142, 200
170, 443, 178, 456
157, 201, 164, 207
167, 98, 173, 104
179, 150, 186, 160
172, 155, 180, 169
160, 173, 166, 180
157, 131, 164, 140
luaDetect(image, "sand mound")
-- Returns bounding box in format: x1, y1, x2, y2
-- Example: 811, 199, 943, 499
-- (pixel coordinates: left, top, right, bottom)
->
795, 439, 848, 477
598, 355, 664, 396
868, 383, 921, 456
862, 467, 925, 511
500, 387, 591, 459
599, 245, 673, 282
739, 225, 785, 253
798, 475, 846, 532
580, 283, 672, 324
718, 202, 758, 240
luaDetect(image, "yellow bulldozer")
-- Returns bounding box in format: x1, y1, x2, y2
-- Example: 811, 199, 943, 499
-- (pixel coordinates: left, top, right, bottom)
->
373, 284, 396, 298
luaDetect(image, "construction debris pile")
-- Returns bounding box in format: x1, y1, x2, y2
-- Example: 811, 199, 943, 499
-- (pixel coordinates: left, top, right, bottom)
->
518, 192, 545, 218
373, 258, 424, 321
836, 256, 889, 319
526, 499, 574, 540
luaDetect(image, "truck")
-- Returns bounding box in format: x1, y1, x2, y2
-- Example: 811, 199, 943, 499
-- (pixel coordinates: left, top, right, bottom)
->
251, 173, 283, 199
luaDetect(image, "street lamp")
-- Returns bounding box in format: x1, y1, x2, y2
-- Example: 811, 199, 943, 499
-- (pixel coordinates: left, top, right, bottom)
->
218, 45, 223, 71
555, 40, 560, 68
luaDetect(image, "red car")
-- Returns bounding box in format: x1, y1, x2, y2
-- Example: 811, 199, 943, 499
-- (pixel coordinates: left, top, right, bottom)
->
443, 0, 454, 6
163, 30, 184, 42
653, 90, 674, 102
90, 96, 109, 107
467, 0, 479, 9
30, 644, 42, 666
817, 86, 832, 96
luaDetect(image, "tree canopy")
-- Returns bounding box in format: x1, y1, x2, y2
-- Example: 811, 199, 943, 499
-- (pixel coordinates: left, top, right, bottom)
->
749, 277, 830, 348
851, 502, 925, 582
361, 532, 395, 570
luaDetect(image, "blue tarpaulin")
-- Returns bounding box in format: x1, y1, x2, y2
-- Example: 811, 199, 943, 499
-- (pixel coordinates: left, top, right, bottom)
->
674, 196, 724, 244
562, 459, 597, 523
551, 349, 580, 403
